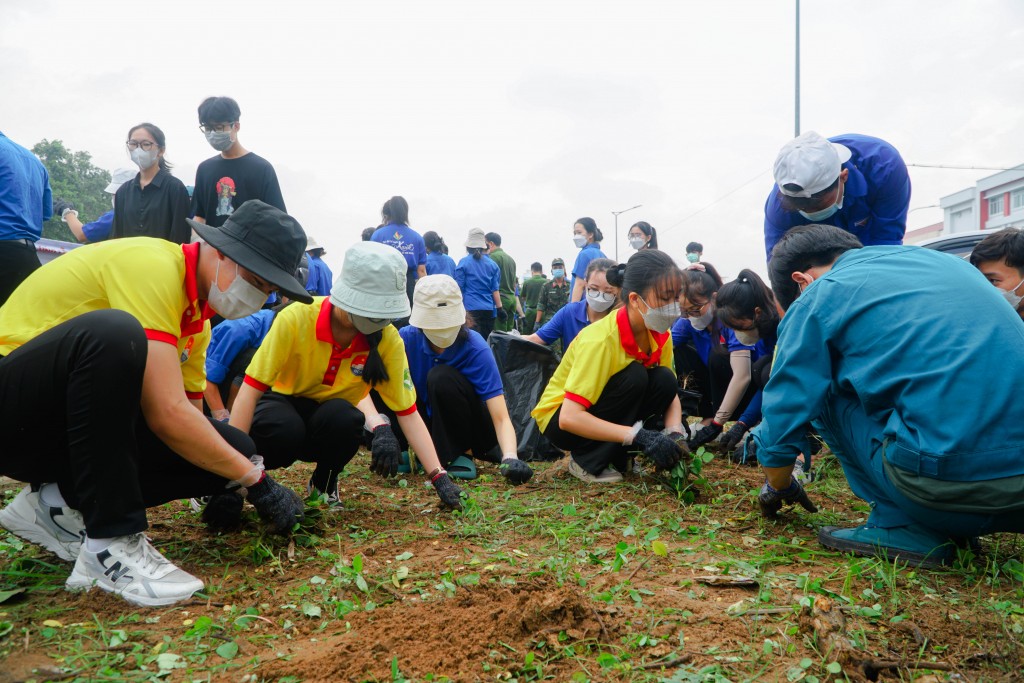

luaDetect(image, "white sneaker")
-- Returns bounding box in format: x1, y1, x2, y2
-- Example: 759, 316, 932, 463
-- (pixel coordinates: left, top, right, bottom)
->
188, 496, 211, 513
567, 458, 624, 484
307, 479, 341, 507
66, 533, 204, 607
0, 485, 85, 561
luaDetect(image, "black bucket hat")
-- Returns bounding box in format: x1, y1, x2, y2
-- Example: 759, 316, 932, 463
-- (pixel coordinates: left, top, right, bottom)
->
189, 200, 313, 304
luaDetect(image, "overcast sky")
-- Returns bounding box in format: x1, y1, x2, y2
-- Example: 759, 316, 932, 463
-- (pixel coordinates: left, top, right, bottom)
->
3, 0, 1021, 279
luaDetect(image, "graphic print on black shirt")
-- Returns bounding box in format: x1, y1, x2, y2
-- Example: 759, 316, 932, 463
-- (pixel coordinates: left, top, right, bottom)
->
192, 153, 286, 227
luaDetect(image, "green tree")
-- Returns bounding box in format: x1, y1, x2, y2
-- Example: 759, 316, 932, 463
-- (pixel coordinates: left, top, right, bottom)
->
32, 139, 111, 242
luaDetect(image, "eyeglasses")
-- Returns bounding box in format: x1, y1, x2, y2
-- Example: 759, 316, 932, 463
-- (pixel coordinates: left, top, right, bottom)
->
199, 122, 236, 134
684, 300, 710, 317
126, 140, 157, 151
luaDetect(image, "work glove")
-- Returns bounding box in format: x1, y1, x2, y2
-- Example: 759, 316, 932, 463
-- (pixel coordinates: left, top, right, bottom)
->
757, 477, 818, 520
496, 308, 508, 322
632, 428, 683, 470
53, 199, 75, 218
369, 423, 401, 478
500, 457, 533, 485
200, 491, 244, 530
245, 472, 305, 534
687, 421, 723, 450
719, 421, 748, 452
431, 472, 464, 509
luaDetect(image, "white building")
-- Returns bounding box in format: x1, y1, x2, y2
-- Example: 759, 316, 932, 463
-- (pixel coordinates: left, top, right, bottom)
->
939, 165, 1024, 234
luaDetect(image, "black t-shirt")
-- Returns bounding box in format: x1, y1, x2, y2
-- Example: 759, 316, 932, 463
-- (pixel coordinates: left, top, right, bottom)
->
112, 169, 192, 243
191, 152, 286, 227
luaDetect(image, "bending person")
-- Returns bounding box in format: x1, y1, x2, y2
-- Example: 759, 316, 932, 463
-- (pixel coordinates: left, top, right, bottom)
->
525, 258, 618, 350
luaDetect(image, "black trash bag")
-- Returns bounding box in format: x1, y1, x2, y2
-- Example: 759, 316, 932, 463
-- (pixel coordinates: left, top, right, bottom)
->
678, 389, 703, 421
487, 332, 564, 461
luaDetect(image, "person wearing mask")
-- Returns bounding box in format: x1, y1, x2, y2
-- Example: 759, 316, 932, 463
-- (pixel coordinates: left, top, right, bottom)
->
685, 242, 703, 264
304, 236, 333, 296
371, 197, 427, 322
485, 231, 518, 333
533, 250, 686, 484
570, 217, 606, 303
764, 131, 910, 259
520, 262, 547, 331
969, 227, 1024, 321
628, 221, 659, 251
0, 131, 51, 304
56, 167, 136, 243
671, 263, 757, 450
454, 228, 501, 340
374, 275, 533, 484
192, 96, 286, 228
750, 224, 1024, 567
526, 258, 618, 350
227, 241, 464, 512
0, 199, 309, 606
423, 230, 457, 277
535, 258, 570, 332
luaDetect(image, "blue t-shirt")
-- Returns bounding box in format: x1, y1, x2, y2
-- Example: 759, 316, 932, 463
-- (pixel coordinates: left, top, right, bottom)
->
371, 223, 427, 275
205, 309, 276, 384
764, 134, 911, 259
305, 255, 333, 296
570, 243, 605, 293
454, 254, 500, 313
399, 325, 504, 417
729, 330, 777, 426
82, 210, 114, 242
426, 251, 457, 278
0, 132, 52, 241
536, 300, 590, 348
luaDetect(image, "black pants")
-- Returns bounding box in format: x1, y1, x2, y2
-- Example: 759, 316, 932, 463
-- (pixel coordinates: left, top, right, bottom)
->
468, 310, 494, 341
542, 363, 677, 475
0, 310, 255, 538
0, 239, 41, 306
372, 365, 500, 467
707, 345, 756, 421
250, 392, 364, 492
674, 344, 714, 419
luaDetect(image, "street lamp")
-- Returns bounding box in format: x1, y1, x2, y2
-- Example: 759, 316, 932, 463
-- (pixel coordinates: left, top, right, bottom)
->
611, 204, 642, 262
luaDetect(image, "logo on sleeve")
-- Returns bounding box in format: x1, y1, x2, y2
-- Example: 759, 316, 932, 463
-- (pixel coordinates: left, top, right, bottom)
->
403, 368, 413, 391
351, 354, 368, 376
180, 336, 195, 364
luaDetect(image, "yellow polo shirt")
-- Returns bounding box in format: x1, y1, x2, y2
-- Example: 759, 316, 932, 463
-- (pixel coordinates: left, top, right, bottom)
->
0, 238, 212, 396
532, 306, 674, 431
244, 297, 417, 414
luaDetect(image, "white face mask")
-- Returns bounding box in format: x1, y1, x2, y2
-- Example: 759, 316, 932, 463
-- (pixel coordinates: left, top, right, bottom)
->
205, 130, 233, 152
350, 314, 390, 335
629, 236, 646, 250
586, 289, 616, 313
999, 277, 1024, 308
423, 326, 461, 349
688, 305, 715, 331
799, 187, 844, 221
733, 328, 760, 346
208, 261, 267, 319
638, 296, 680, 334
572, 234, 588, 248
130, 147, 158, 170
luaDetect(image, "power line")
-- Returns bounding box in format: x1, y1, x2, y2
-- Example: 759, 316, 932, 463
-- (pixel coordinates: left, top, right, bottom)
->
661, 169, 768, 233
907, 163, 1022, 171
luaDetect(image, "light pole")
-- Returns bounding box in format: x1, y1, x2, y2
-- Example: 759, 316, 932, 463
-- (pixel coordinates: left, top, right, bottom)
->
795, 0, 800, 136
611, 204, 642, 262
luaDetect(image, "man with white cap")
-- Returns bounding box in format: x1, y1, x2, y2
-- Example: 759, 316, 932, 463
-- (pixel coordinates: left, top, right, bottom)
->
55, 167, 136, 243
764, 132, 910, 260
304, 234, 333, 296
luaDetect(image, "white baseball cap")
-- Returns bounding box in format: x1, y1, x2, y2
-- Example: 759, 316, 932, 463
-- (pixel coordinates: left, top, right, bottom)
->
330, 242, 410, 318
409, 275, 466, 329
104, 167, 137, 194
773, 131, 852, 198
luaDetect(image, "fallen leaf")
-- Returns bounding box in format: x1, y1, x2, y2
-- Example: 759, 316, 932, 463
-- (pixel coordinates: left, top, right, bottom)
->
41, 619, 63, 628
694, 575, 759, 587
0, 588, 25, 604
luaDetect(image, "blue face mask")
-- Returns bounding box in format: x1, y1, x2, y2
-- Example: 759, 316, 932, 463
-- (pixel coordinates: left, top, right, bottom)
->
552, 268, 565, 279
686, 253, 700, 263
799, 190, 844, 221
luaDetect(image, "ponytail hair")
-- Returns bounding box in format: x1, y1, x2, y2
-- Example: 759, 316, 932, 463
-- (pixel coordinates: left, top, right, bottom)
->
682, 261, 723, 301
630, 221, 659, 249
575, 216, 603, 243
468, 247, 485, 260
360, 329, 390, 386
606, 249, 679, 300
716, 269, 779, 337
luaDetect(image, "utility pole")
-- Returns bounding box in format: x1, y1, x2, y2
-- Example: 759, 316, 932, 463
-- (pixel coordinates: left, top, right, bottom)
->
611, 204, 642, 262
795, 0, 801, 137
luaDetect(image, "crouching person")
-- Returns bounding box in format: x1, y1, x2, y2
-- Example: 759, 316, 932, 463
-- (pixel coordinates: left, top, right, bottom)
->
227, 242, 465, 512
0, 200, 308, 606
531, 250, 687, 484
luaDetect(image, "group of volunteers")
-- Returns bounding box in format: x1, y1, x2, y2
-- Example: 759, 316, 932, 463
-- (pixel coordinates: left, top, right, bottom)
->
1, 109, 1023, 611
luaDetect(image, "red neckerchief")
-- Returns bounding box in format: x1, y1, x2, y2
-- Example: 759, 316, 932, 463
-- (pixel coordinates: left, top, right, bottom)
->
615, 306, 668, 367
180, 242, 214, 337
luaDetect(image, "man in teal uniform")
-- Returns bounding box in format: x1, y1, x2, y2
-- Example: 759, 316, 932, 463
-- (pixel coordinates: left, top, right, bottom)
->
752, 224, 1024, 567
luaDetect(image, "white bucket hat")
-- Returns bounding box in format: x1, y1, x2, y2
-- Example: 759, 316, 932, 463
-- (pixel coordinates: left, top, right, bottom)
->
465, 228, 487, 249
306, 235, 323, 251
330, 242, 410, 318
105, 167, 137, 194
773, 131, 852, 197
409, 275, 466, 329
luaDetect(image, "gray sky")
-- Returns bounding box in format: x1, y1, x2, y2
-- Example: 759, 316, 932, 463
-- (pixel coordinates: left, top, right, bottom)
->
4, 0, 1022, 279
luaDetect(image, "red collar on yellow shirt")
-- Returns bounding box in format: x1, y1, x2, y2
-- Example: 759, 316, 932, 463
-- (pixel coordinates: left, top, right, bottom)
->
315, 299, 370, 385
615, 306, 669, 367
180, 242, 214, 337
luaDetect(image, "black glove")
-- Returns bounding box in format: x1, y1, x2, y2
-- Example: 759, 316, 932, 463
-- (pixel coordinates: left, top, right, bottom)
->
758, 477, 818, 520
245, 473, 305, 534
500, 457, 533, 485
496, 308, 508, 322
201, 491, 244, 530
632, 428, 683, 470
719, 421, 749, 452
431, 472, 464, 509
687, 421, 723, 450
369, 424, 401, 478
53, 199, 75, 217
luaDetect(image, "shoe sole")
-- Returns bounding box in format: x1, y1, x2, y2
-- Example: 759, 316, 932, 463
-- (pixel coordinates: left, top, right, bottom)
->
567, 461, 623, 484
0, 504, 79, 561
66, 569, 203, 608
817, 526, 949, 570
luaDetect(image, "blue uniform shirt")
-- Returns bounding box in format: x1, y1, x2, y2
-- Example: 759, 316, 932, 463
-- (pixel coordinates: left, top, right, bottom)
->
731, 330, 777, 426
371, 223, 427, 276
205, 309, 276, 384
305, 255, 333, 296
82, 210, 114, 242
426, 251, 457, 278
670, 319, 747, 365
399, 326, 504, 417
755, 246, 1024, 482
455, 254, 500, 313
571, 243, 605, 292
764, 134, 911, 259
536, 300, 591, 348
0, 132, 52, 240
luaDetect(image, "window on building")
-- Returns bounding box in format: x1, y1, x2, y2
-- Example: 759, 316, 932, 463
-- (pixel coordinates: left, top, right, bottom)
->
1012, 189, 1024, 211
989, 195, 1005, 216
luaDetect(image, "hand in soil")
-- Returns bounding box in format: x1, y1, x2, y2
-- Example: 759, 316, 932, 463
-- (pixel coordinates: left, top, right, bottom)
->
718, 421, 748, 452
369, 424, 402, 478
500, 458, 533, 485
431, 473, 464, 509
758, 477, 817, 519
200, 491, 244, 529
686, 421, 723, 451
246, 473, 305, 533
634, 429, 683, 470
